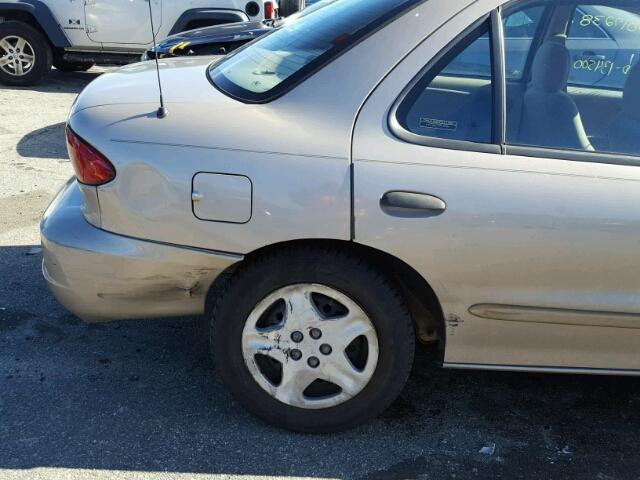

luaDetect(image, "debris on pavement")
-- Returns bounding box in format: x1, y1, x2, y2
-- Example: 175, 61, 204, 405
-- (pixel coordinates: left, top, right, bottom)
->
479, 443, 496, 456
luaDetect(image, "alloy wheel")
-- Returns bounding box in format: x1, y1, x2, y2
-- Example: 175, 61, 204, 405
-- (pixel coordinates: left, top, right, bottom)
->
0, 35, 35, 76
241, 284, 379, 409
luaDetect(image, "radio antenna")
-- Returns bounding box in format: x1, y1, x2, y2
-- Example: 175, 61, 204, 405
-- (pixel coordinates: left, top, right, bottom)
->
146, 0, 167, 118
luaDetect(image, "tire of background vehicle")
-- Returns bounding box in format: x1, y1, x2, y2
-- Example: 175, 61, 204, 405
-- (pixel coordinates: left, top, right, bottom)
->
279, 0, 305, 17
211, 245, 415, 433
52, 58, 95, 72
0, 21, 52, 86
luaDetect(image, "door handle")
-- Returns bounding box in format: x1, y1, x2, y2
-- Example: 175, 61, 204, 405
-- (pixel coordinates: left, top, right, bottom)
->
380, 191, 446, 218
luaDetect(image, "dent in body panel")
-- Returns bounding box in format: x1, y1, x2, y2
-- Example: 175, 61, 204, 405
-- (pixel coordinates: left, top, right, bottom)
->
43, 238, 238, 322
95, 265, 219, 300
41, 181, 241, 322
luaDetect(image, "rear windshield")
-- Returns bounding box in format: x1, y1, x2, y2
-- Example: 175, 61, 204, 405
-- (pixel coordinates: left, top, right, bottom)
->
208, 0, 423, 102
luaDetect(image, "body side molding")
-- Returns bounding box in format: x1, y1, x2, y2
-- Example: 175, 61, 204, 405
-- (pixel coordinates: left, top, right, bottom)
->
469, 304, 640, 329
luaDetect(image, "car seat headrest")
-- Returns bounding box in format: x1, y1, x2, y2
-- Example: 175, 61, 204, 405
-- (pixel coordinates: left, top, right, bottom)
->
531, 41, 570, 92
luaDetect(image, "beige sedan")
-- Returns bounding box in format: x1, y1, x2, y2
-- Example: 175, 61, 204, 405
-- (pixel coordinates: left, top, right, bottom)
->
42, 0, 640, 432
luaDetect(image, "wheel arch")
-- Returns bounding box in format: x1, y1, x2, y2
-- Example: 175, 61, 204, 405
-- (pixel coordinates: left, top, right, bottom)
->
168, 9, 248, 35
0, 1, 70, 47
207, 238, 446, 352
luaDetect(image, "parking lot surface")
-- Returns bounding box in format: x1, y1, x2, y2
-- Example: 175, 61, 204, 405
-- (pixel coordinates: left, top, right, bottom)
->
1, 69, 640, 480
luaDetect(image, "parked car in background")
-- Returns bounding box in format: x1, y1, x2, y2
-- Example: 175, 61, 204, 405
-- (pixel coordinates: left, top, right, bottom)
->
143, 0, 331, 61
42, 0, 640, 433
0, 0, 300, 86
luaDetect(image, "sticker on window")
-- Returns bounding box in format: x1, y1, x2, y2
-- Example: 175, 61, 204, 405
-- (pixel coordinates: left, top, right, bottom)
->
419, 118, 458, 131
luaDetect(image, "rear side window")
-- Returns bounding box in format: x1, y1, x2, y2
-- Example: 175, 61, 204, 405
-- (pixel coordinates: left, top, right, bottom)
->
393, 6, 547, 147
395, 21, 494, 145
209, 0, 423, 102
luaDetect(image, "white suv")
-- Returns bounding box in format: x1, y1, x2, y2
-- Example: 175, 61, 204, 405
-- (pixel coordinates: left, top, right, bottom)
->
0, 0, 300, 86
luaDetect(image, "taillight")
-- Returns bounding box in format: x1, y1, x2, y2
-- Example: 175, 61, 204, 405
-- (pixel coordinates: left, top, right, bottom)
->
66, 126, 116, 186
264, 1, 275, 19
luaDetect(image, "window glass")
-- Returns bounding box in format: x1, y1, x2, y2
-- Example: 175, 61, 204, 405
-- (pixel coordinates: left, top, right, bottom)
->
505, 1, 640, 157
446, 7, 544, 80
440, 32, 492, 78
395, 22, 493, 144
503, 6, 545, 79
568, 7, 609, 38
567, 5, 640, 89
209, 0, 422, 102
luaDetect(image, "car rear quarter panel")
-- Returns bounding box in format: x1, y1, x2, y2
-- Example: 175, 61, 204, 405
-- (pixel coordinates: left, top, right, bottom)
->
68, 0, 472, 255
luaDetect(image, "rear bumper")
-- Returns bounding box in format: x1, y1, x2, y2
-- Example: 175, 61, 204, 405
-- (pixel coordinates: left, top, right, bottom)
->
40, 179, 242, 322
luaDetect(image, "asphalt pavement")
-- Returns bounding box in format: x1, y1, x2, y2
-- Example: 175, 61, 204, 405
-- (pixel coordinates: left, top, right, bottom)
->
1, 67, 640, 480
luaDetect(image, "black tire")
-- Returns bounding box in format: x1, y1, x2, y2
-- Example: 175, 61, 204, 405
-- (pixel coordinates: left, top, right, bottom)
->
279, 0, 305, 17
211, 245, 415, 433
0, 21, 52, 86
53, 58, 95, 72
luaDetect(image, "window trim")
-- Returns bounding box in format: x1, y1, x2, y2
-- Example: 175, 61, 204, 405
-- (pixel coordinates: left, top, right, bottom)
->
388, 0, 640, 167
492, 8, 507, 148
388, 14, 502, 155
505, 144, 640, 167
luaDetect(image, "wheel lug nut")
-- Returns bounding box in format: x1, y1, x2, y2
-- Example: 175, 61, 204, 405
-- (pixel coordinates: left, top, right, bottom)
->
307, 356, 320, 368
290, 349, 302, 361
319, 344, 332, 355
309, 328, 322, 340
290, 331, 304, 343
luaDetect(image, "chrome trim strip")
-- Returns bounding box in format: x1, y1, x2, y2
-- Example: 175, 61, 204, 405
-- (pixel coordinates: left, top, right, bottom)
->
491, 7, 506, 149
469, 304, 640, 329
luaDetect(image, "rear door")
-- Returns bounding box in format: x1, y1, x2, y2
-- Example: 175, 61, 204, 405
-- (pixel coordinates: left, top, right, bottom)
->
353, 1, 640, 372
84, 0, 162, 46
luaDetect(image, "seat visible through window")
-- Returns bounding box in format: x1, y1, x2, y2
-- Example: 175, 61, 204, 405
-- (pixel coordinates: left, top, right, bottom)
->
517, 41, 593, 151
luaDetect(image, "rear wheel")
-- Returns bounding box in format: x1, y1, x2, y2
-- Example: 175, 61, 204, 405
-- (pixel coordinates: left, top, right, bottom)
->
279, 0, 305, 17
211, 246, 415, 432
0, 21, 52, 86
